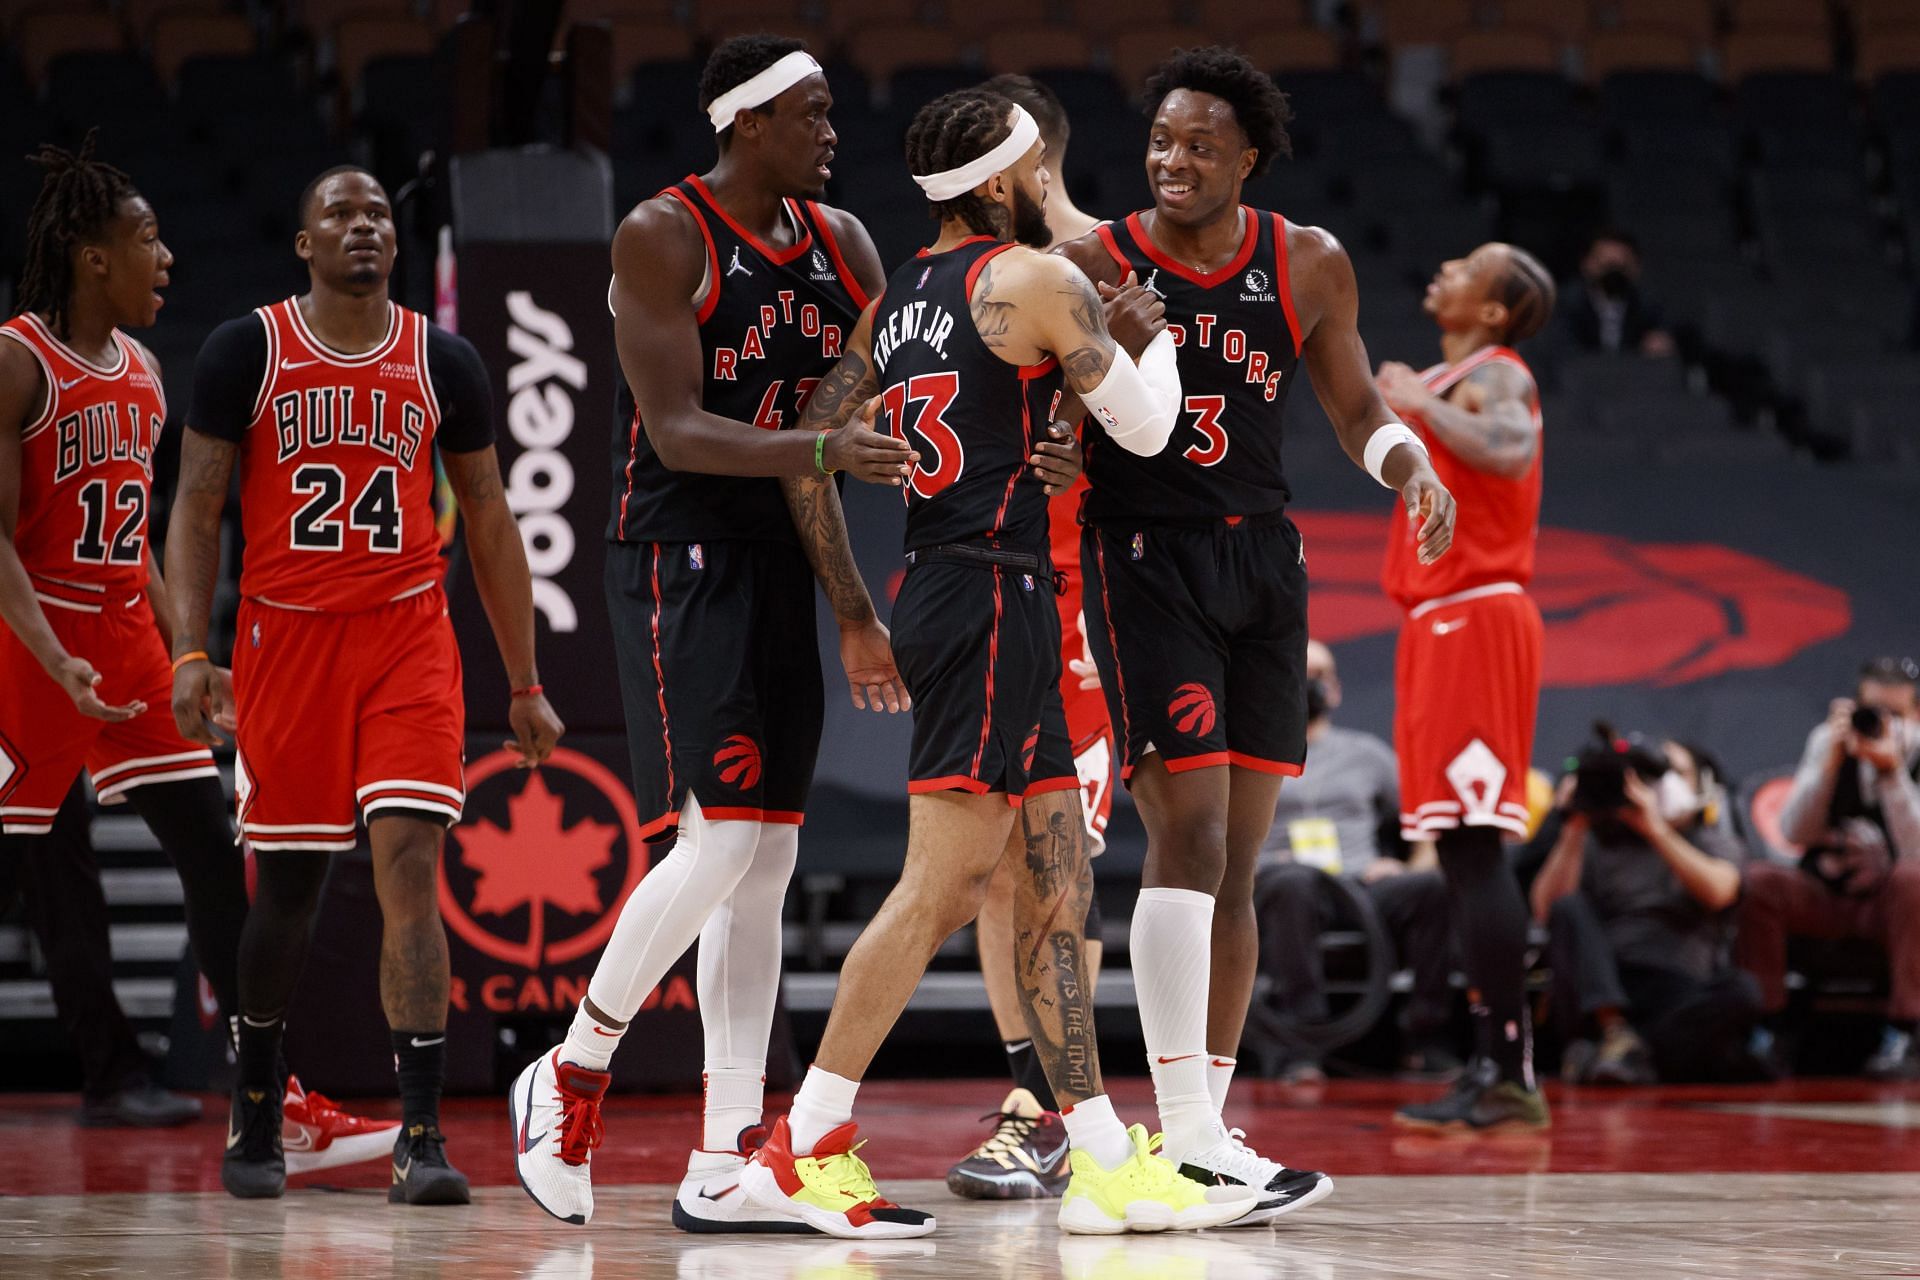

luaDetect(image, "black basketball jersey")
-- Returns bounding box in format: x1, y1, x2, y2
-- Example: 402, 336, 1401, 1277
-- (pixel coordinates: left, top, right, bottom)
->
1082, 207, 1302, 524
871, 238, 1064, 555
608, 176, 868, 544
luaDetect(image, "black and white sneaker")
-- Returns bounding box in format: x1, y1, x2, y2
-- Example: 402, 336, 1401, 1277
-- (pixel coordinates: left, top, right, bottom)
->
946, 1088, 1072, 1201
221, 1086, 286, 1200
1172, 1128, 1333, 1225
1395, 1059, 1550, 1132
389, 1122, 471, 1206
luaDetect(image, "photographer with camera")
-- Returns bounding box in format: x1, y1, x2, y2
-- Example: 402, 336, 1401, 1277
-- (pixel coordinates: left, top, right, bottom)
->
1735, 657, 1920, 1079
1526, 730, 1761, 1084
1255, 642, 1458, 1080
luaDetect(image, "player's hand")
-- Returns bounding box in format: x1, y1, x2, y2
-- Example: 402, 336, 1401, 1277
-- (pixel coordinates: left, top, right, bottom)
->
169, 658, 228, 743
1069, 612, 1102, 692
1096, 272, 1166, 360
1375, 362, 1430, 415
54, 654, 144, 722
1029, 421, 1081, 495
825, 397, 917, 486
505, 691, 564, 768
838, 617, 910, 713
1401, 465, 1456, 564
210, 666, 238, 733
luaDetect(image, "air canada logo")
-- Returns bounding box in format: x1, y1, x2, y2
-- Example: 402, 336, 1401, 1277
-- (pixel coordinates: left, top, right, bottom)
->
1169, 683, 1217, 737
715, 735, 763, 790
440, 747, 647, 969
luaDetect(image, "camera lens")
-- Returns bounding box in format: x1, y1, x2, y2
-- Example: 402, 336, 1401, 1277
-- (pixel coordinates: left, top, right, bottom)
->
1851, 705, 1886, 738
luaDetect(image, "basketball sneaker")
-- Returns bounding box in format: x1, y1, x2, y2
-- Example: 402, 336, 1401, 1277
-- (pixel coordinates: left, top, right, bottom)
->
282, 1075, 400, 1175
221, 1085, 286, 1200
510, 1048, 610, 1223
946, 1087, 1071, 1200
674, 1126, 817, 1234
1168, 1128, 1333, 1225
1394, 1058, 1550, 1132
1057, 1124, 1262, 1234
740, 1117, 935, 1239
389, 1121, 471, 1205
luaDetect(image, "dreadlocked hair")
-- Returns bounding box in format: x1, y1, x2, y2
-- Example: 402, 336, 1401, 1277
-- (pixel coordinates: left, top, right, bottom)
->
14, 130, 141, 340
1495, 244, 1556, 344
905, 88, 1017, 236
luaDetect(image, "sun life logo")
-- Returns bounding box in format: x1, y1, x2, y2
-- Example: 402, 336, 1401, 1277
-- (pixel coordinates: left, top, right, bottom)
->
1241, 268, 1275, 302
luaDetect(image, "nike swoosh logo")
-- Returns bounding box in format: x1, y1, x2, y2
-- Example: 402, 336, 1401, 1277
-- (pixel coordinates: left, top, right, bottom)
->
394, 1156, 412, 1182
58, 376, 85, 391
1432, 618, 1468, 636
518, 1073, 546, 1154
1156, 1054, 1201, 1064
698, 1182, 741, 1201
280, 359, 320, 371
281, 1129, 315, 1152
590, 1026, 621, 1037
1209, 1058, 1235, 1068
226, 1119, 242, 1149
409, 1036, 445, 1048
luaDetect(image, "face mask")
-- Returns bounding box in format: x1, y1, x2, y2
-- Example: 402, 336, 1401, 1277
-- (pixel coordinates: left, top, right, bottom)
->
1658, 771, 1701, 823
1596, 267, 1634, 300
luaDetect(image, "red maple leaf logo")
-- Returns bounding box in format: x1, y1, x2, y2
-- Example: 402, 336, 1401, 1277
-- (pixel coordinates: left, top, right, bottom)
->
1169, 683, 1216, 737
458, 771, 617, 920
715, 734, 762, 789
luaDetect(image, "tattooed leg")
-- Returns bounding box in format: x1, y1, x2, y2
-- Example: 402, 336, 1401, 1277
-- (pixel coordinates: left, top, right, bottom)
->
369, 815, 452, 1031
1007, 787, 1102, 1107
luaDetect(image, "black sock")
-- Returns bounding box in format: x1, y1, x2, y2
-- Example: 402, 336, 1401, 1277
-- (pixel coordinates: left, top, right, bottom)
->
1004, 1038, 1060, 1113
391, 1030, 446, 1130
1436, 826, 1533, 1087
237, 1015, 283, 1097
128, 777, 249, 1018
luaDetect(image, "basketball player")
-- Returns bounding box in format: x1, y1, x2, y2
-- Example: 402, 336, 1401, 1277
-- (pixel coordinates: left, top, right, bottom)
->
744, 88, 1263, 1239
1054, 47, 1455, 1217
506, 37, 920, 1231
165, 165, 564, 1202
946, 73, 1119, 1202
1377, 243, 1555, 1131
0, 136, 396, 1175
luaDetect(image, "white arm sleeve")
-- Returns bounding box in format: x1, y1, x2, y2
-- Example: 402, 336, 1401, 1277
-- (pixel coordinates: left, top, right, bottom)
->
1079, 329, 1180, 456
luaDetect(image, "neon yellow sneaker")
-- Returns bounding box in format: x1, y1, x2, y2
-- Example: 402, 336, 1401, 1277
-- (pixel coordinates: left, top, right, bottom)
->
1057, 1125, 1260, 1234
740, 1117, 935, 1239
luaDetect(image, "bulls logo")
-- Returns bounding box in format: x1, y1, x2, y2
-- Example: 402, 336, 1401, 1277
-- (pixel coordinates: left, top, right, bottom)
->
1168, 683, 1217, 737
715, 734, 763, 790
1022, 726, 1040, 773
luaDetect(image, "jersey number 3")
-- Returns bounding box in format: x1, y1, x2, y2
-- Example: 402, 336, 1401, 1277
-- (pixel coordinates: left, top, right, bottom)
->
880, 372, 963, 498
1181, 395, 1228, 467
290, 464, 402, 553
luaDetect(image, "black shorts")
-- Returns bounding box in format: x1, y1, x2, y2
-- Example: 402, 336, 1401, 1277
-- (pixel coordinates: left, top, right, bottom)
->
606, 538, 824, 841
1081, 514, 1309, 784
891, 557, 1078, 801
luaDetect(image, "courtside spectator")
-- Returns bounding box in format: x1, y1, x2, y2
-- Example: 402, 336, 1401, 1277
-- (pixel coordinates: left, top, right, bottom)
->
1556, 229, 1675, 358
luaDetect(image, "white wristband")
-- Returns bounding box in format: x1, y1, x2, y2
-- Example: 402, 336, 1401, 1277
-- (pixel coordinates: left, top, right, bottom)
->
1363, 422, 1425, 487
1082, 333, 1180, 457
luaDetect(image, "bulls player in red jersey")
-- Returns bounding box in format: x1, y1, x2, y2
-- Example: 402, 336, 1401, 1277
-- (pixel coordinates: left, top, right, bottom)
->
506, 37, 915, 1232
945, 73, 1120, 1201
745, 88, 1261, 1239
1, 137, 396, 1171
1055, 47, 1455, 1215
1377, 243, 1556, 1132
164, 166, 563, 1202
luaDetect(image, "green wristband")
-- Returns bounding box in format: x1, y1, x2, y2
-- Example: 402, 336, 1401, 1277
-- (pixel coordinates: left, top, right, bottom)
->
815, 430, 833, 474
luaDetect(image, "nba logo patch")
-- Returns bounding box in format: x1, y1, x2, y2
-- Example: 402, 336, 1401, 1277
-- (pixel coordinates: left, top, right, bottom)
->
1022, 574, 1035, 592
1130, 532, 1144, 561
916, 266, 931, 289
689, 544, 705, 570
251, 621, 261, 648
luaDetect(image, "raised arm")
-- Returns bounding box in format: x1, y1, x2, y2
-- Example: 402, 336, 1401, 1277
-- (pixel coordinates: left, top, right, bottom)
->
1293, 226, 1456, 565
613, 199, 909, 483
1376, 357, 1539, 479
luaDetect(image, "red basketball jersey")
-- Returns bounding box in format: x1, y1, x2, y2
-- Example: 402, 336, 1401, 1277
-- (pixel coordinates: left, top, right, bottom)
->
0, 313, 165, 607
1381, 344, 1542, 609
237, 299, 445, 612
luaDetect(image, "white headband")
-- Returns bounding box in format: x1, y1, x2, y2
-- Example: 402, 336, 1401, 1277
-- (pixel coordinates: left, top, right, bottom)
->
707, 50, 822, 132
912, 105, 1040, 201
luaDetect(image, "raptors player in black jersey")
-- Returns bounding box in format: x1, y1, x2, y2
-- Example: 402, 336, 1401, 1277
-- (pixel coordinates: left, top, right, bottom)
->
1055, 47, 1456, 1217
508, 37, 914, 1230
744, 88, 1260, 1239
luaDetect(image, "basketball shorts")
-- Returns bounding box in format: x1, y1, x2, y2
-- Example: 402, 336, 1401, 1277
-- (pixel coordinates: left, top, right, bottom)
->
0, 588, 218, 834
606, 539, 824, 842
1056, 585, 1115, 853
892, 556, 1078, 802
232, 585, 466, 852
1081, 514, 1309, 784
1394, 584, 1543, 842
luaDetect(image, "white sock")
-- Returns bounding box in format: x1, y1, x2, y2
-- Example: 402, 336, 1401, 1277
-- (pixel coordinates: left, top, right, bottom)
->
567, 796, 760, 1071
696, 823, 797, 1151
1059, 1094, 1133, 1170
1131, 886, 1226, 1154
559, 1001, 623, 1072
788, 1065, 860, 1156
1207, 1055, 1237, 1116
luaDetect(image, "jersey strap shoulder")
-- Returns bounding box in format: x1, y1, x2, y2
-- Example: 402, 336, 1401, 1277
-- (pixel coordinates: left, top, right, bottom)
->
658, 181, 722, 324
802, 201, 872, 309
1268, 211, 1303, 357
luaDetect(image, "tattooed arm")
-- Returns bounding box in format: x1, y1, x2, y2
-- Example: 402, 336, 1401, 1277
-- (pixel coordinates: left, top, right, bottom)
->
1378, 357, 1538, 479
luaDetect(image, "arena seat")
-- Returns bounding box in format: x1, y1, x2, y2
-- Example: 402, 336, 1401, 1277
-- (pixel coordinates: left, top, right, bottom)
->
982, 28, 1095, 74
1455, 69, 1580, 135
122, 0, 223, 41
299, 0, 416, 33
1722, 27, 1835, 79
945, 0, 1054, 41
1724, 0, 1828, 34
14, 10, 124, 85
691, 0, 812, 42
1859, 27, 1920, 81
822, 0, 923, 38
1616, 117, 1737, 172
1585, 28, 1701, 79
1497, 0, 1590, 45
1448, 28, 1562, 78
1241, 27, 1343, 76
333, 15, 433, 91
1377, 0, 1475, 47
1072, 0, 1176, 35
150, 12, 255, 88
46, 52, 166, 129
1481, 119, 1606, 188
1601, 0, 1716, 45
1111, 26, 1195, 89
608, 21, 697, 88
845, 27, 964, 99
571, 0, 679, 28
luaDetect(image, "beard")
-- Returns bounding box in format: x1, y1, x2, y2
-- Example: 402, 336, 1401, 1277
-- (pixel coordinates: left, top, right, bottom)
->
1011, 184, 1050, 248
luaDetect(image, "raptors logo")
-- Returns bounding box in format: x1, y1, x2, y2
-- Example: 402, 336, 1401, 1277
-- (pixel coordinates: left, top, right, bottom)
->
1168, 683, 1217, 737
714, 734, 763, 790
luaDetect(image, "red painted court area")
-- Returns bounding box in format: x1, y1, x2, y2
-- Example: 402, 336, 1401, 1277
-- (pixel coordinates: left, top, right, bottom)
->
4, 1078, 1915, 1198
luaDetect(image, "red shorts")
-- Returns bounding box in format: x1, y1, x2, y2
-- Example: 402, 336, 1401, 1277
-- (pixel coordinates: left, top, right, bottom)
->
1394, 584, 1542, 842
1058, 594, 1115, 854
232, 585, 465, 852
0, 588, 218, 834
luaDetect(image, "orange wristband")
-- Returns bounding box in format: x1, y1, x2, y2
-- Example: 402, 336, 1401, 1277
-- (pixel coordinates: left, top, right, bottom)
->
171, 650, 210, 673
511, 684, 544, 698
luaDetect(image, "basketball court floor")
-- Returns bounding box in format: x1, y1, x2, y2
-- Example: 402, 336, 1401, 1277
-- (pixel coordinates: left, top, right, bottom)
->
5, 1078, 1917, 1277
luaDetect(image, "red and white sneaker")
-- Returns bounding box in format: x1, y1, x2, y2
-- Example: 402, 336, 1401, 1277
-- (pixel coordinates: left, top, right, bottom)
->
673, 1124, 816, 1234
282, 1075, 401, 1176
740, 1117, 935, 1240
509, 1048, 610, 1224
